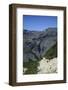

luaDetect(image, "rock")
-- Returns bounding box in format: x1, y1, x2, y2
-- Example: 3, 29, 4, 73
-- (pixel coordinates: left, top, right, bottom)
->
23, 28, 57, 62
37, 57, 57, 74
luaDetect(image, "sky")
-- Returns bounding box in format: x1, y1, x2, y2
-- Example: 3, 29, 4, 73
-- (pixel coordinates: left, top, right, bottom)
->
23, 15, 57, 31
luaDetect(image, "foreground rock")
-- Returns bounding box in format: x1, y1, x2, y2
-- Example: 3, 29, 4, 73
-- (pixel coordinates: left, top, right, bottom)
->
38, 57, 57, 74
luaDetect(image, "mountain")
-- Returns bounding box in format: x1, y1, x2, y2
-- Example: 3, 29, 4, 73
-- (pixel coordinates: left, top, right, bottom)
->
23, 28, 57, 62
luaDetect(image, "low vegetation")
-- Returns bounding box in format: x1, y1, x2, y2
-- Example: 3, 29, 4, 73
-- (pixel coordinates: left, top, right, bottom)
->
23, 59, 39, 74
44, 42, 57, 59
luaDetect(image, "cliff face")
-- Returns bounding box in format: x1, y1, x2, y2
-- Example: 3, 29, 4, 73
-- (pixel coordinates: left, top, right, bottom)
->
23, 28, 57, 62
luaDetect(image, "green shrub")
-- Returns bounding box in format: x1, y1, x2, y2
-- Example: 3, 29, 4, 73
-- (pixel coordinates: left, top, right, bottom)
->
45, 42, 57, 59
23, 59, 39, 74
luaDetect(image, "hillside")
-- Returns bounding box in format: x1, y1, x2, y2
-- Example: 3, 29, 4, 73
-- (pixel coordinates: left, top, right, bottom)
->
23, 28, 57, 62
44, 42, 57, 59
23, 43, 57, 74
23, 28, 57, 74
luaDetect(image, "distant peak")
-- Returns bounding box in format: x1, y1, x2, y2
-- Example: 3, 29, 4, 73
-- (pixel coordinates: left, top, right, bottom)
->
46, 27, 57, 30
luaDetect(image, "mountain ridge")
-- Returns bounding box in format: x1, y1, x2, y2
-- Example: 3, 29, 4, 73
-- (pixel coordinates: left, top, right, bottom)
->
23, 27, 57, 62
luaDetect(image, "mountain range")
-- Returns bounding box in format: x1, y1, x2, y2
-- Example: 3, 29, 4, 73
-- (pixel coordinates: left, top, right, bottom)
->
23, 28, 57, 62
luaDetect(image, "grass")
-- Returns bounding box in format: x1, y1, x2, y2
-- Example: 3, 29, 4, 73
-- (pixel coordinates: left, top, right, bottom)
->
44, 42, 57, 59
23, 59, 39, 74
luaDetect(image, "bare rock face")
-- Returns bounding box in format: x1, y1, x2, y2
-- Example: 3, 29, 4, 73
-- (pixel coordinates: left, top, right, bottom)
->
37, 57, 57, 74
23, 28, 57, 62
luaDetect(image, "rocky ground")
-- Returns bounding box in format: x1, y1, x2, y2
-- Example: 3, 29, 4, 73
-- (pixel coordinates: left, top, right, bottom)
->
38, 57, 57, 74
23, 57, 57, 74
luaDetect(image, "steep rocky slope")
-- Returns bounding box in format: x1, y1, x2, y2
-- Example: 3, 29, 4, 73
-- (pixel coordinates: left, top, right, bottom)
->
23, 28, 57, 62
